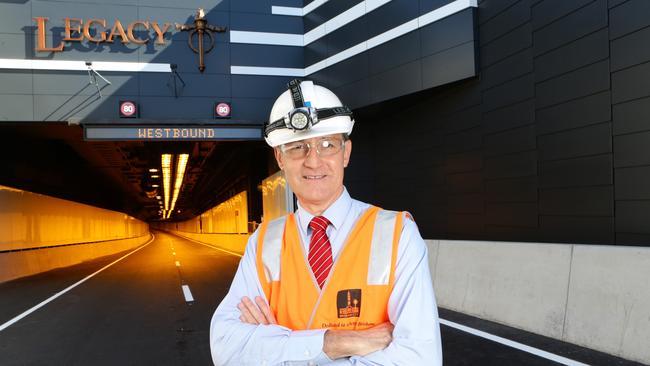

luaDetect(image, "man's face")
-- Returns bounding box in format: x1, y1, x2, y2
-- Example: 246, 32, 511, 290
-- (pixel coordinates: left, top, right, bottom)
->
274, 134, 352, 213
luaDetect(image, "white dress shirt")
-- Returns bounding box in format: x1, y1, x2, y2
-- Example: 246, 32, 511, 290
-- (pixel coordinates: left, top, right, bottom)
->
210, 188, 442, 365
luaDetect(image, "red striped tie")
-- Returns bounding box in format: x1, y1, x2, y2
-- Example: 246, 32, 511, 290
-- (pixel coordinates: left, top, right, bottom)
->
308, 216, 333, 289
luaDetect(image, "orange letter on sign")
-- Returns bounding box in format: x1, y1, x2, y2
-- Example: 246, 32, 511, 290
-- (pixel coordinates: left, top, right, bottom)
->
107, 20, 129, 44
150, 22, 171, 45
127, 21, 149, 44
83, 19, 107, 43
34, 17, 64, 52
63, 18, 83, 42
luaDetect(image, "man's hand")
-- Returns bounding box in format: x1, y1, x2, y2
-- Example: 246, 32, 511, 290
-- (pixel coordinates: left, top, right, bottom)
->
323, 322, 394, 359
237, 296, 277, 325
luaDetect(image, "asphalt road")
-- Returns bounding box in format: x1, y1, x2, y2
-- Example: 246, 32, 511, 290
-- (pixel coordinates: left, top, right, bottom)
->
0, 231, 644, 366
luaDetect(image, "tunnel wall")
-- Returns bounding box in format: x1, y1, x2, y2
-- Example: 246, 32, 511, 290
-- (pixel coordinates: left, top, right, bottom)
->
153, 190, 250, 254
0, 185, 150, 283
427, 239, 650, 364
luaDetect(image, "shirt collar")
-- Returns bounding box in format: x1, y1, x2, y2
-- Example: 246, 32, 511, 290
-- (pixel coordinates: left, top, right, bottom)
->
296, 187, 352, 233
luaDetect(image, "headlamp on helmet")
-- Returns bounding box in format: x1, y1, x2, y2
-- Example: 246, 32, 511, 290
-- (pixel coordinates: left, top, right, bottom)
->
264, 79, 353, 139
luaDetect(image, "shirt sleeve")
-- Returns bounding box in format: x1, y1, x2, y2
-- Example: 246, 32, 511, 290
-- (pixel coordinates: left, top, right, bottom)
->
209, 229, 333, 366
348, 217, 443, 366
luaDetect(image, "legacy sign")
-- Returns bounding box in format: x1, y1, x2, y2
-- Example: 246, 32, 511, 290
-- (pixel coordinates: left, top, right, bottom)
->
34, 17, 171, 52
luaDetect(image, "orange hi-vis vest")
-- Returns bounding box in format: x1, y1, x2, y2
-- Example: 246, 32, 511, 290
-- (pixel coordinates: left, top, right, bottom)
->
255, 206, 406, 330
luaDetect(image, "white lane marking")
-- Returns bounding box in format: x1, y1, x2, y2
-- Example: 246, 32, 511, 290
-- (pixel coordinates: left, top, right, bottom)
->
175, 261, 180, 267
0, 234, 156, 333
439, 318, 591, 366
172, 235, 243, 258
181, 285, 194, 302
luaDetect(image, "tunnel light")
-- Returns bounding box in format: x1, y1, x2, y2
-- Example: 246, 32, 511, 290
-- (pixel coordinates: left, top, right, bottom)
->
162, 154, 172, 213
151, 175, 160, 178
167, 153, 189, 219
149, 168, 159, 172
152, 184, 159, 188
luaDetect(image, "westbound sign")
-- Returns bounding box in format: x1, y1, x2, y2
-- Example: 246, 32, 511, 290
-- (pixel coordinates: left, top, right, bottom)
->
83, 125, 262, 141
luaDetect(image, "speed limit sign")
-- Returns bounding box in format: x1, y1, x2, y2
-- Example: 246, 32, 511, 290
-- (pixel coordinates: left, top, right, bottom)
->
214, 102, 231, 118
119, 100, 138, 118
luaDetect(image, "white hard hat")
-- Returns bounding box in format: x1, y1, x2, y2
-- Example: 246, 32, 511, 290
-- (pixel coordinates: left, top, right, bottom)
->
264, 79, 354, 147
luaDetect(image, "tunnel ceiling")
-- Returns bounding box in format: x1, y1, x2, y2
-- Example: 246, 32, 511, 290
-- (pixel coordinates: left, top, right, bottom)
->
0, 123, 268, 222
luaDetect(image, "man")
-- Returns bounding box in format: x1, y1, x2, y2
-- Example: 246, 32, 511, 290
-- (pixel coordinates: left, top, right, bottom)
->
210, 79, 442, 365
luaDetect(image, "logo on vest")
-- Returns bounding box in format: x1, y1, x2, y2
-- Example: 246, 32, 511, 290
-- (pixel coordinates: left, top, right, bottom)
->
337, 289, 361, 318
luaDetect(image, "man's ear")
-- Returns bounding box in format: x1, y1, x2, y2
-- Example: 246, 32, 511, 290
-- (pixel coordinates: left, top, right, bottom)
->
274, 147, 284, 170
343, 139, 352, 168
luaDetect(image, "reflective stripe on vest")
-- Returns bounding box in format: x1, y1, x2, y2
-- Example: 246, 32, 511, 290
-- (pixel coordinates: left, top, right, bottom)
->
261, 210, 400, 285
261, 215, 286, 282
367, 210, 399, 286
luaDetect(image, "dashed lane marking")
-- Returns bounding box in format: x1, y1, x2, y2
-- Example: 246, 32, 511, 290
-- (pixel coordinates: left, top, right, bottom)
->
181, 285, 194, 302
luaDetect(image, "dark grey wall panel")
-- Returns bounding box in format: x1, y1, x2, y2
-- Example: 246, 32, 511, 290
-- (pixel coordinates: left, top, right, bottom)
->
478, 0, 521, 24
231, 75, 287, 98
532, 0, 607, 56
485, 177, 537, 203
422, 42, 477, 90
484, 125, 536, 157
615, 166, 650, 200
368, 32, 420, 76
420, 9, 475, 57
534, 28, 608, 82
481, 49, 533, 90
369, 60, 422, 103
479, 0, 530, 46
482, 99, 535, 135
540, 186, 613, 216
612, 61, 650, 104
616, 201, 650, 235
531, 0, 593, 31
485, 151, 537, 180
609, 0, 650, 39
486, 202, 538, 227
231, 44, 303, 68
614, 131, 650, 167
480, 23, 531, 67
323, 16, 368, 58
230, 0, 273, 14
482, 74, 534, 112
535, 60, 610, 109
539, 155, 613, 188
613, 97, 650, 135
420, 0, 455, 14
536, 92, 611, 135
610, 25, 650, 71
540, 216, 614, 244
538, 123, 612, 161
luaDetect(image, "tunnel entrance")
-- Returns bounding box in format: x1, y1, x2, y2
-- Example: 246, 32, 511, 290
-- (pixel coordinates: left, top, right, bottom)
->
0, 122, 275, 226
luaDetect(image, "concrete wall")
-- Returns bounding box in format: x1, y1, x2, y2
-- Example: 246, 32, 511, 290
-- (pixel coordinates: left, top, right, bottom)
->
165, 231, 249, 256
427, 239, 650, 364
0, 185, 150, 283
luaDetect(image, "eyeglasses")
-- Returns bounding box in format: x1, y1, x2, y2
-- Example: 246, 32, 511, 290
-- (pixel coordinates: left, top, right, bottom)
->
280, 138, 345, 159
